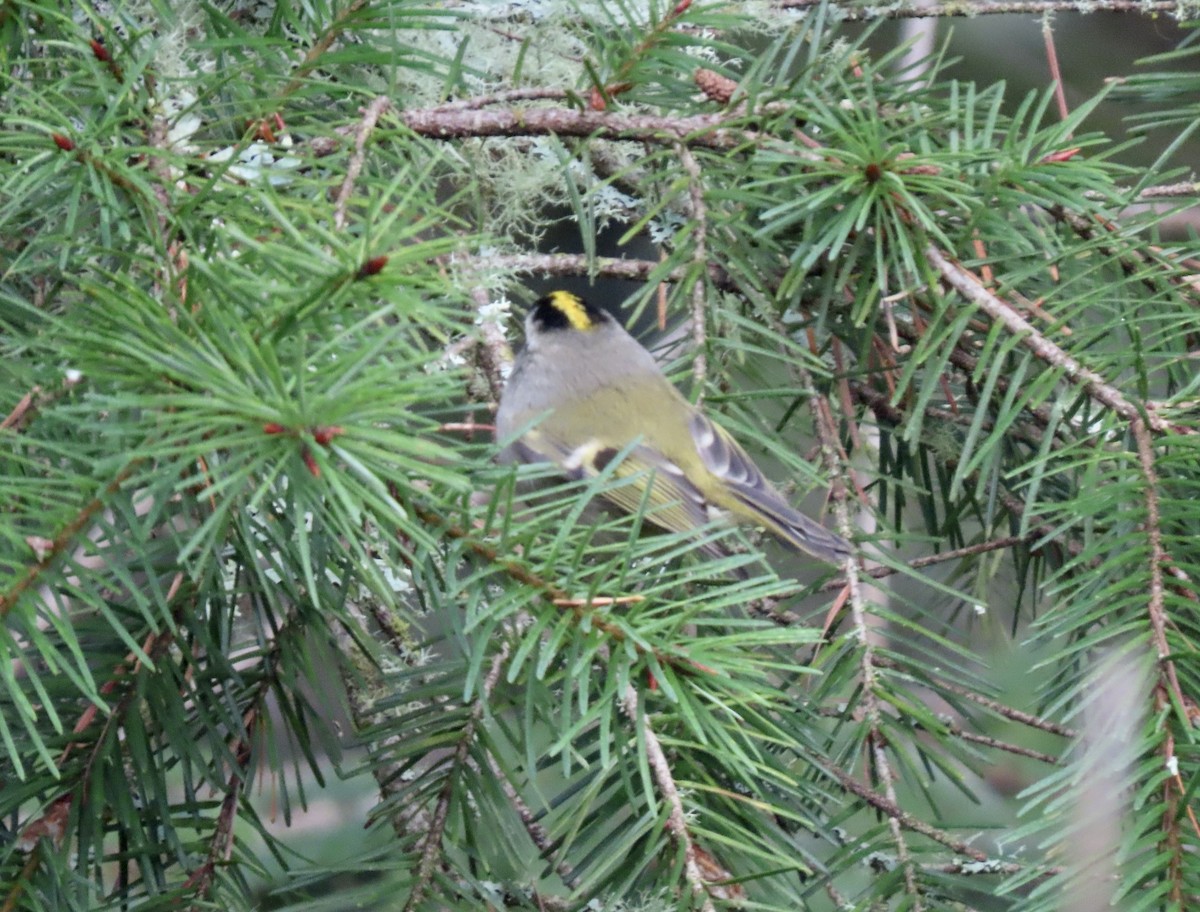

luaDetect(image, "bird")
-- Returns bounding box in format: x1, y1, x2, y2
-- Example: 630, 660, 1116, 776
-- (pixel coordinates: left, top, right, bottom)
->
494, 290, 851, 567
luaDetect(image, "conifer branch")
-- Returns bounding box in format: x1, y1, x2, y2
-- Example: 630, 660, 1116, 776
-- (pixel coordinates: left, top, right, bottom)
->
483, 251, 735, 287
677, 143, 710, 388
1051, 203, 1200, 310
7, 2, 1198, 906
818, 534, 1030, 592
283, 0, 368, 95
182, 706, 259, 900
402, 646, 509, 911
437, 87, 570, 110
946, 723, 1063, 765
926, 245, 1173, 433
0, 460, 142, 618
808, 379, 922, 907
1132, 418, 1184, 708
822, 758, 990, 863
334, 96, 392, 231
621, 685, 718, 912
401, 106, 747, 148
872, 656, 1078, 739
11, 597, 185, 902
778, 0, 1185, 17
812, 702, 1064, 763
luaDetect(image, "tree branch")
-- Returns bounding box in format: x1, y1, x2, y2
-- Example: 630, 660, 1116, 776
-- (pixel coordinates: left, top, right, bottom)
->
822, 758, 987, 863
779, 0, 1186, 18
870, 656, 1078, 739
808, 378, 923, 908
477, 251, 736, 288
621, 685, 718, 912
676, 143, 710, 389
401, 646, 510, 911
0, 460, 141, 618
925, 244, 1173, 433
334, 96, 392, 231
401, 106, 746, 148
818, 534, 1031, 593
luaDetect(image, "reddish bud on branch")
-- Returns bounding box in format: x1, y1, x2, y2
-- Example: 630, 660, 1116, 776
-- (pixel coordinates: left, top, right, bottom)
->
301, 446, 320, 478
356, 256, 388, 279
312, 426, 344, 446
1041, 147, 1082, 163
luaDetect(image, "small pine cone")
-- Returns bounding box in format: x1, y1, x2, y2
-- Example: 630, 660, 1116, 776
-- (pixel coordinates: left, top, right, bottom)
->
694, 68, 738, 106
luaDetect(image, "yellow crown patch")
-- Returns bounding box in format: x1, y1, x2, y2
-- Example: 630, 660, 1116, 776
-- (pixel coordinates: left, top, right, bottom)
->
547, 290, 596, 331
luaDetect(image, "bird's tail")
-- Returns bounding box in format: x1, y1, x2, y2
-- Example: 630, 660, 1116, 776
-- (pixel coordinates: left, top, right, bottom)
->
776, 511, 852, 564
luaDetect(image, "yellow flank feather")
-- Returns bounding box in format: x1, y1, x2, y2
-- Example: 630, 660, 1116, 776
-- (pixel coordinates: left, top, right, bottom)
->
548, 291, 595, 331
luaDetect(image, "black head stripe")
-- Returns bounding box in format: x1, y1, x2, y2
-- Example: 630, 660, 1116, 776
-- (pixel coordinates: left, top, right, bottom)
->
530, 291, 610, 332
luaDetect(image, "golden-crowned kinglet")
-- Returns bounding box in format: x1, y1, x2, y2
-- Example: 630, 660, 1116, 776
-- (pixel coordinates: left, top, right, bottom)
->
494, 291, 851, 566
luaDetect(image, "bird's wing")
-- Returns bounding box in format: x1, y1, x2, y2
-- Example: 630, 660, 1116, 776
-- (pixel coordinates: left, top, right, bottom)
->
688, 412, 851, 562
518, 428, 713, 536
687, 411, 786, 514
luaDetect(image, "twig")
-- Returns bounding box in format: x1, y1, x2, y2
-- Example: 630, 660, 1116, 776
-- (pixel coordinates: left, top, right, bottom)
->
355, 596, 580, 892
10, 588, 191, 909
479, 626, 579, 889
283, 0, 368, 96
404, 496, 704, 675
920, 859, 1055, 877
144, 110, 174, 238
818, 535, 1029, 592
621, 685, 717, 912
871, 656, 1078, 739
334, 605, 435, 838
844, 362, 1084, 562
778, 0, 1186, 18
402, 106, 745, 149
1041, 17, 1070, 125
334, 96, 392, 231
553, 594, 645, 607
1132, 419, 1183, 707
0, 460, 141, 617
0, 854, 44, 912
11, 442, 301, 908
676, 143, 709, 388
467, 286, 512, 403
849, 375, 1048, 447
2, 385, 43, 431
178, 601, 317, 904
889, 308, 1059, 432
808, 381, 922, 908
488, 751, 580, 889
822, 759, 987, 862
1049, 205, 1200, 313
1135, 181, 1200, 199
485, 251, 734, 288
182, 707, 258, 900
947, 723, 1062, 765
812, 702, 1063, 764
402, 647, 509, 911
925, 245, 1171, 433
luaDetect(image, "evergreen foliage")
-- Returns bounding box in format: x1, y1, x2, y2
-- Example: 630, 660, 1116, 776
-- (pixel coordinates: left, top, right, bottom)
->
1, 2, 1197, 909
